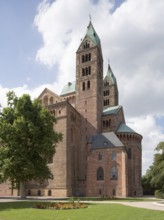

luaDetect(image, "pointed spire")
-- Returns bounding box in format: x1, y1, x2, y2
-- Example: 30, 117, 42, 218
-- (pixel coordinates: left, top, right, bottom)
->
85, 21, 101, 47
104, 63, 117, 85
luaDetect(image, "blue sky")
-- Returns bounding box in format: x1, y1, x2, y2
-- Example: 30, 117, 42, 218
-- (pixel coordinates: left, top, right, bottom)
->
0, 0, 124, 89
0, 0, 56, 88
0, 0, 164, 174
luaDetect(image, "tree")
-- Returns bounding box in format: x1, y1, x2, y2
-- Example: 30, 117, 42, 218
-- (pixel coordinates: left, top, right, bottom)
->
142, 169, 155, 195
149, 142, 164, 191
144, 142, 164, 197
0, 91, 62, 198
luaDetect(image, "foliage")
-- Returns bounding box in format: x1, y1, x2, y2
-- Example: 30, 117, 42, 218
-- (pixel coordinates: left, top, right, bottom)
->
142, 172, 155, 195
144, 142, 164, 196
155, 190, 164, 199
0, 91, 62, 192
0, 202, 164, 220
34, 201, 88, 210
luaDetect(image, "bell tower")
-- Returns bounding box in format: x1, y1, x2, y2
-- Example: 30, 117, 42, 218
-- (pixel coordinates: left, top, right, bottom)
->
76, 21, 103, 134
75, 21, 103, 183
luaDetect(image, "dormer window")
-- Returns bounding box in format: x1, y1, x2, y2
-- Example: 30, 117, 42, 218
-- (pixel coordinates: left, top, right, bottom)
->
103, 141, 108, 146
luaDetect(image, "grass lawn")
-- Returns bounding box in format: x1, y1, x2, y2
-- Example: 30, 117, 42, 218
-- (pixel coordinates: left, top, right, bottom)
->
0, 201, 164, 220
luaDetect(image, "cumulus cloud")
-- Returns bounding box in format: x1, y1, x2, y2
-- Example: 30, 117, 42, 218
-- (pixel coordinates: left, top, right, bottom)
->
33, 0, 164, 174
127, 115, 164, 174
0, 0, 163, 175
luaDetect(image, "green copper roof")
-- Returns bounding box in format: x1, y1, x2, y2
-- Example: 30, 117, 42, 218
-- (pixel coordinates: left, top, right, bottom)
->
85, 21, 100, 47
117, 123, 137, 134
60, 81, 76, 96
103, 105, 121, 116
104, 64, 117, 85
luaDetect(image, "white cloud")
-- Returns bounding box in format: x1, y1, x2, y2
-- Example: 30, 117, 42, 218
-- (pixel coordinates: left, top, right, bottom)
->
127, 115, 164, 174
33, 0, 164, 175
0, 0, 164, 175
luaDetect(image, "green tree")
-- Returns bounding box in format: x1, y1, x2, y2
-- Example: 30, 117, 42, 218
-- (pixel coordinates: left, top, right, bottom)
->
144, 142, 164, 197
142, 169, 155, 195
149, 142, 164, 191
0, 91, 62, 198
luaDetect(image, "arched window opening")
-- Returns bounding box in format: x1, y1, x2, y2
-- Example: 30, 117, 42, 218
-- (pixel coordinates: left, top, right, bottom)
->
103, 120, 106, 128
86, 67, 88, 75
82, 82, 85, 91
97, 167, 104, 180
50, 96, 53, 105
98, 152, 102, 160
110, 166, 118, 180
43, 96, 48, 106
48, 190, 52, 196
85, 54, 88, 62
28, 190, 31, 196
112, 152, 116, 160
89, 66, 91, 75
106, 120, 109, 127
113, 189, 116, 196
82, 68, 85, 76
87, 81, 90, 90
87, 43, 90, 48
128, 148, 132, 159
99, 189, 102, 195
82, 55, 84, 63
89, 53, 91, 61
38, 190, 41, 196
83, 42, 90, 49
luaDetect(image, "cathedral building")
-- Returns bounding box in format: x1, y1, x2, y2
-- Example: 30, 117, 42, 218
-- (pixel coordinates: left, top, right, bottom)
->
0, 21, 143, 197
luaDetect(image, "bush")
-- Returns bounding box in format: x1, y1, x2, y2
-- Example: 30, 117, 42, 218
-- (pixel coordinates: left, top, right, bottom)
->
34, 202, 88, 210
155, 190, 164, 199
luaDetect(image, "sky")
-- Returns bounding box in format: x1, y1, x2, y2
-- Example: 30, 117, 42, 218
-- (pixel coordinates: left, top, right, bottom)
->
0, 0, 164, 175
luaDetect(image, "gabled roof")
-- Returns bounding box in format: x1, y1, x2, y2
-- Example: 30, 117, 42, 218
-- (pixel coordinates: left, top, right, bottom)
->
117, 123, 137, 134
103, 105, 122, 116
60, 81, 76, 96
88, 132, 124, 149
104, 64, 117, 85
38, 88, 61, 100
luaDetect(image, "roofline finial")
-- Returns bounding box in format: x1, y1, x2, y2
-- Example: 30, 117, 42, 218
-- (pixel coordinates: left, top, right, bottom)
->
108, 58, 110, 66
89, 14, 92, 21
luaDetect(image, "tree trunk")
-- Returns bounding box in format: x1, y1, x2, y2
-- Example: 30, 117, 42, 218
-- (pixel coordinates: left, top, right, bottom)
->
20, 182, 26, 199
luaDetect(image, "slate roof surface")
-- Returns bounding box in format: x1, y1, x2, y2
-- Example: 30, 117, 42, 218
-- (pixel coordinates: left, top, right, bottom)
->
88, 132, 124, 149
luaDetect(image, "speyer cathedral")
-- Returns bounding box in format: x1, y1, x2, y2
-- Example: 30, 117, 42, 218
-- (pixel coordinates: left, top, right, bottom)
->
0, 22, 143, 197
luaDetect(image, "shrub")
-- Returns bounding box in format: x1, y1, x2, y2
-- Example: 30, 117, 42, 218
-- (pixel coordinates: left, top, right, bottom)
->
155, 190, 164, 199
34, 202, 88, 210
